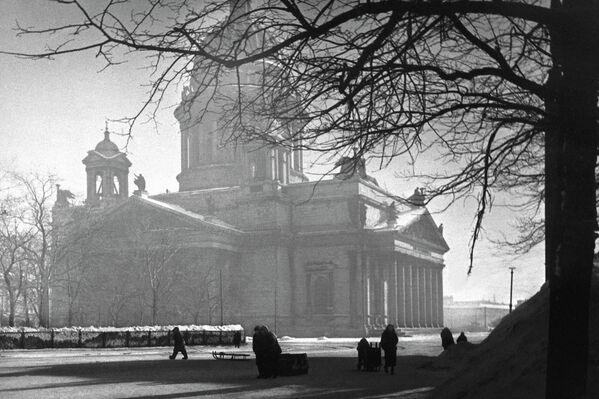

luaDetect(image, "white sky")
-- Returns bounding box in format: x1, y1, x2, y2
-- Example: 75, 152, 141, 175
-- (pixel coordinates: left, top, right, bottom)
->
0, 0, 544, 304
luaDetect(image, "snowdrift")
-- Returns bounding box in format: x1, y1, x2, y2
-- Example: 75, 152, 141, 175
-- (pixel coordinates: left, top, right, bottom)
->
431, 282, 598, 399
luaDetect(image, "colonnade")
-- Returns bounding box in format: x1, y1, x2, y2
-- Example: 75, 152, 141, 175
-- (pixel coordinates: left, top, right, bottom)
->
355, 253, 443, 328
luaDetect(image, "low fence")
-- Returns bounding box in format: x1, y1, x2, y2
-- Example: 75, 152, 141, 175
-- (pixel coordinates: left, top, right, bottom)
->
0, 325, 244, 350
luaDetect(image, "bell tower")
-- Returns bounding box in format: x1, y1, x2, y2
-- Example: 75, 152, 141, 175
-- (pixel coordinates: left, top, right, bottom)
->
82, 125, 132, 204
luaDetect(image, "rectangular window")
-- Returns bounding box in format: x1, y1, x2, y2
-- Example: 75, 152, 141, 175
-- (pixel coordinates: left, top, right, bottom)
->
307, 270, 334, 315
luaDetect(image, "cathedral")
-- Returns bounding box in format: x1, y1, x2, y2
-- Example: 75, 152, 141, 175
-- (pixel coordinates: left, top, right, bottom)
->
51, 8, 449, 335
51, 118, 448, 336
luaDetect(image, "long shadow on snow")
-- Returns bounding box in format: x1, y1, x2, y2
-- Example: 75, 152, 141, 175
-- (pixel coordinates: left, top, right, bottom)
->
0, 355, 447, 398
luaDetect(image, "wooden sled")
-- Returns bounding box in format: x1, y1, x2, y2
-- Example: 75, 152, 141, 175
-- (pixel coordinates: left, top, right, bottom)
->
211, 351, 250, 361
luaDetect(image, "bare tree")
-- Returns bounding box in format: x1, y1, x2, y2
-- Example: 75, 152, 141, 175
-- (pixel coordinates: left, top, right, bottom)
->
15, 173, 57, 328
183, 262, 220, 325
0, 172, 57, 327
3, 1, 598, 397
0, 200, 32, 326
51, 205, 107, 326
126, 220, 184, 325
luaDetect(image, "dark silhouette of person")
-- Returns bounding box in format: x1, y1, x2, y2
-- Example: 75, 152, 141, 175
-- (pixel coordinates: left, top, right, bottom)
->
380, 324, 399, 374
440, 327, 455, 350
252, 325, 281, 378
233, 330, 242, 348
357, 337, 369, 371
457, 331, 468, 343
169, 327, 188, 359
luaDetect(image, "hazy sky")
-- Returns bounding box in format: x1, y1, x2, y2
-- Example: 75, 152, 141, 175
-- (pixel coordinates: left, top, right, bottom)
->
0, 0, 544, 303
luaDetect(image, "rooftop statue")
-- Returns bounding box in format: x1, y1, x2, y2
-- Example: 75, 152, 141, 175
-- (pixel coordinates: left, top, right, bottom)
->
134, 174, 146, 192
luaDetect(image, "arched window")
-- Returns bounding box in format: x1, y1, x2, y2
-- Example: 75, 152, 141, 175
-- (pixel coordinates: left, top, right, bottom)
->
113, 175, 120, 196
95, 174, 103, 199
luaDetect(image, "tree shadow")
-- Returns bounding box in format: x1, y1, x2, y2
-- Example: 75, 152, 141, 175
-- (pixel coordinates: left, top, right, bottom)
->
0, 355, 447, 398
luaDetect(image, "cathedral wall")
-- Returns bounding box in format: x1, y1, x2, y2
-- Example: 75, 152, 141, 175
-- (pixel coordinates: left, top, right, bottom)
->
291, 245, 355, 336
235, 245, 286, 332
177, 164, 242, 191
292, 197, 354, 231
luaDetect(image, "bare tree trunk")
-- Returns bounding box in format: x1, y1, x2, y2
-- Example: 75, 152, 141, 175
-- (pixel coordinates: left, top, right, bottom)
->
152, 291, 158, 325
546, 11, 597, 397
8, 291, 16, 327
67, 297, 73, 327
38, 277, 50, 328
23, 287, 30, 327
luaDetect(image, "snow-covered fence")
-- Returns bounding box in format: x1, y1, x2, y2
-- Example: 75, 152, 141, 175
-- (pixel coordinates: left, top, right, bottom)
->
0, 325, 244, 350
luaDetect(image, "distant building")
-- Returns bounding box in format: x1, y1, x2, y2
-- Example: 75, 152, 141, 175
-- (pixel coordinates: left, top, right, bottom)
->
443, 296, 510, 331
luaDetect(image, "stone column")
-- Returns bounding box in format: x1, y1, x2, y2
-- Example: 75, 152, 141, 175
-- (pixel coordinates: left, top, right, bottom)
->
431, 268, 438, 327
418, 265, 428, 327
427, 268, 434, 327
396, 260, 406, 327
437, 267, 444, 326
349, 251, 359, 326
365, 254, 372, 326
397, 260, 408, 327
382, 257, 390, 326
391, 258, 398, 326
412, 265, 419, 327
406, 264, 413, 327
423, 267, 429, 327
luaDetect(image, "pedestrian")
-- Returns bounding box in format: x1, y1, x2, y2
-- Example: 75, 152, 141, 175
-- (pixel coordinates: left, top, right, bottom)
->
233, 330, 242, 348
169, 327, 188, 360
440, 327, 455, 350
252, 325, 281, 378
253, 326, 268, 378
457, 331, 468, 343
356, 337, 369, 371
264, 326, 281, 378
380, 324, 398, 374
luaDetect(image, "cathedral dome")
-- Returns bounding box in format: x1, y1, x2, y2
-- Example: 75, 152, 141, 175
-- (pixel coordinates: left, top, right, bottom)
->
94, 129, 119, 156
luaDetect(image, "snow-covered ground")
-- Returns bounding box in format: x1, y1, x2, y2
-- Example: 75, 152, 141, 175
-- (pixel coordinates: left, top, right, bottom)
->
0, 333, 470, 398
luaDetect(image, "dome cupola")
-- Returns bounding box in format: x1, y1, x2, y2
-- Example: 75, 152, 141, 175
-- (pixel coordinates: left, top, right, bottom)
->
82, 125, 132, 204
94, 128, 120, 156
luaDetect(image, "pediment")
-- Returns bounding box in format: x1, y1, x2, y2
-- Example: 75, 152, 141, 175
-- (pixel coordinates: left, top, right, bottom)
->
65, 196, 244, 253
395, 208, 449, 253
105, 196, 242, 234
367, 206, 449, 253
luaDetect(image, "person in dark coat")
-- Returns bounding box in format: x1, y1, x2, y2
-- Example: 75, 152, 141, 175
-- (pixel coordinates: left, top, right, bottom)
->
380, 324, 399, 374
356, 337, 369, 371
252, 325, 281, 378
169, 327, 188, 359
264, 327, 282, 378
456, 331, 468, 343
233, 330, 242, 348
440, 327, 455, 350
253, 326, 268, 378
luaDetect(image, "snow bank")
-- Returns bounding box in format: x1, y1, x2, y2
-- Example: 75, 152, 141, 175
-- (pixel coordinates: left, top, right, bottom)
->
431, 281, 598, 399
